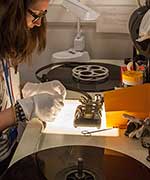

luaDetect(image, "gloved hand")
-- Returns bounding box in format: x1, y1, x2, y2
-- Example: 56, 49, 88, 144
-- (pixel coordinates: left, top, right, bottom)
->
136, 9, 150, 42
17, 93, 64, 122
22, 80, 66, 100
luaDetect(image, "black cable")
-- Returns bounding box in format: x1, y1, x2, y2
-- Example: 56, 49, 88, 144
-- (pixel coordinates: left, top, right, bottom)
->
146, 0, 150, 7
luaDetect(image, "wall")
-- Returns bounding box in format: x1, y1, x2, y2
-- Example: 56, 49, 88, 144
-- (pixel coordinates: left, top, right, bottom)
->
19, 0, 141, 83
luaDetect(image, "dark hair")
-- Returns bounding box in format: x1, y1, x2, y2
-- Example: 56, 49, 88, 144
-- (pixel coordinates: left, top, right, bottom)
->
0, 0, 47, 66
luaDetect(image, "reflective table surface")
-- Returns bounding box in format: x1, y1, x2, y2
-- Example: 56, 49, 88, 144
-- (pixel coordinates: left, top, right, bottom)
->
2, 145, 150, 180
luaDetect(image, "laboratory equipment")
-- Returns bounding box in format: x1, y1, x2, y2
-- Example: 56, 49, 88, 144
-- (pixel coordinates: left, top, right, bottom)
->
51, 0, 99, 63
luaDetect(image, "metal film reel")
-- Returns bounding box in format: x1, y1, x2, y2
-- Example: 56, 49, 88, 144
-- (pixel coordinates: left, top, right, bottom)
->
72, 65, 109, 82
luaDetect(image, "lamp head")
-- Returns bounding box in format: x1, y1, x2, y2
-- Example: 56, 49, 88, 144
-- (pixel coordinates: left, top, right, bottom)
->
62, 0, 99, 21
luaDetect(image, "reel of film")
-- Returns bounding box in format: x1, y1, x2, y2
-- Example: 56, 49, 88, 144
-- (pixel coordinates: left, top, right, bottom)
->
72, 65, 109, 82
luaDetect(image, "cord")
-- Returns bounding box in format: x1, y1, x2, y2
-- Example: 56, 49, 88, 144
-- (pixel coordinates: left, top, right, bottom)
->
136, 0, 142, 7
145, 0, 150, 7
1, 59, 15, 106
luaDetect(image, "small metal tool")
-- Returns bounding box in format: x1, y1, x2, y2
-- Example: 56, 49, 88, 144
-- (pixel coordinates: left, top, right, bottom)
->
81, 128, 113, 136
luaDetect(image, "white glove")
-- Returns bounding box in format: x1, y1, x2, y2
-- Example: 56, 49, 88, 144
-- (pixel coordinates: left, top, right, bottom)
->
22, 80, 66, 100
136, 9, 150, 42
17, 93, 64, 122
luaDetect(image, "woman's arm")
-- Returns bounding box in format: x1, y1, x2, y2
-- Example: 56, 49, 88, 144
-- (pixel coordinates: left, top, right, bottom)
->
0, 107, 15, 131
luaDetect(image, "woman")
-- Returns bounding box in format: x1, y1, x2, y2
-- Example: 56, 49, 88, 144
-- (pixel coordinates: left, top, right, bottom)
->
0, 0, 66, 174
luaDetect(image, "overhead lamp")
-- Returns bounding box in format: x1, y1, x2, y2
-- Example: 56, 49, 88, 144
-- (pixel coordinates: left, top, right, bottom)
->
51, 0, 99, 63
62, 0, 99, 21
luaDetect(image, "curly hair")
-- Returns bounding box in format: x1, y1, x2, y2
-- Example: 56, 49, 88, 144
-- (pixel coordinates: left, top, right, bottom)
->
0, 0, 47, 66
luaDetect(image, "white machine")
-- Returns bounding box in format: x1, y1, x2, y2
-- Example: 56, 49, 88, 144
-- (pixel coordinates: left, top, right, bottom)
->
51, 0, 99, 63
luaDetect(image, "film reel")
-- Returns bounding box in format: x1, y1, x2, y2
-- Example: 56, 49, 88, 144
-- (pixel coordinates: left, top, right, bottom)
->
72, 65, 109, 82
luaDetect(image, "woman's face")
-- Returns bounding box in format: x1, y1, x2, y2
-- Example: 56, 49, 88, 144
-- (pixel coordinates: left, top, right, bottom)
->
26, 0, 49, 29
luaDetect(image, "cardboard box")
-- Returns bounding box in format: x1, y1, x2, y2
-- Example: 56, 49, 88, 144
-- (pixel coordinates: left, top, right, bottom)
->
104, 83, 150, 128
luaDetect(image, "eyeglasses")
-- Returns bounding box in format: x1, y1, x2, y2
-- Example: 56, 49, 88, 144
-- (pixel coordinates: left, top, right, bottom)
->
28, 9, 47, 23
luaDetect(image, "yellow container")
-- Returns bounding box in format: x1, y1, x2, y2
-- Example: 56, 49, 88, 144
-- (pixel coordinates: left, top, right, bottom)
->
122, 70, 143, 86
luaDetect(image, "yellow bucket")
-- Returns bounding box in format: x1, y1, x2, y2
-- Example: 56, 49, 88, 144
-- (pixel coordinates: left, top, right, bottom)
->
122, 70, 143, 86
